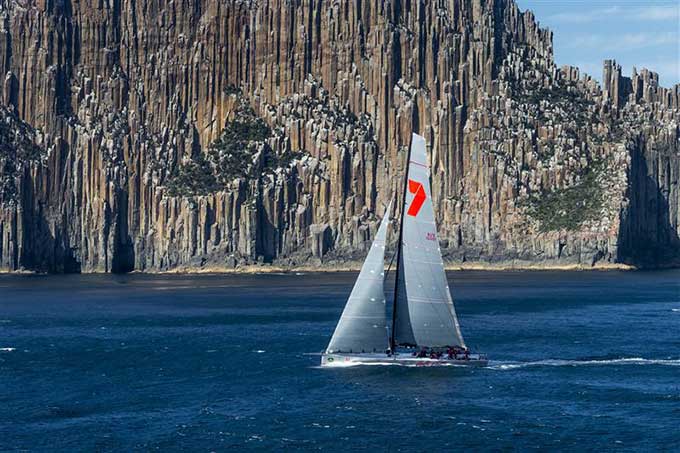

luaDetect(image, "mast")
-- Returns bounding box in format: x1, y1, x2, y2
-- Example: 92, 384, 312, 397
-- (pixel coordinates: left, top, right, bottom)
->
390, 134, 413, 351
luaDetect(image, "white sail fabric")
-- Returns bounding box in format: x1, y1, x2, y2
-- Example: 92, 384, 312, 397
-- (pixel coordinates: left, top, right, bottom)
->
326, 206, 391, 353
398, 134, 465, 348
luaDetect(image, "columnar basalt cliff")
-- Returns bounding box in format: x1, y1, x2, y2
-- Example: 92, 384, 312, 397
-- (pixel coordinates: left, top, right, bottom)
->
0, 0, 678, 272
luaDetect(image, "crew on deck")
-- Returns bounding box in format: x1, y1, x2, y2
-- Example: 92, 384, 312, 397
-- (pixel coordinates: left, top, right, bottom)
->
410, 346, 471, 360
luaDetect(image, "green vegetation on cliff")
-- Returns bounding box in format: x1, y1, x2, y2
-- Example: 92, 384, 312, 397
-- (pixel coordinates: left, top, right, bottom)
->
165, 154, 221, 197
524, 162, 604, 232
166, 100, 273, 197
0, 108, 44, 205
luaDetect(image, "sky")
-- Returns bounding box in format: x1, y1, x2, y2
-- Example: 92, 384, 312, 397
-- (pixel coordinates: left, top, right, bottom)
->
515, 0, 680, 87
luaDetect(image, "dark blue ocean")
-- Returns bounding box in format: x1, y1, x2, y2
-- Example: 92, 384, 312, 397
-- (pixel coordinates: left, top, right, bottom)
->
1, 270, 679, 451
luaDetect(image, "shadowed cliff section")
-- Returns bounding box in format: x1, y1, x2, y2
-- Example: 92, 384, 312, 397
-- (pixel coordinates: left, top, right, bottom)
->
619, 136, 680, 268
0, 0, 678, 273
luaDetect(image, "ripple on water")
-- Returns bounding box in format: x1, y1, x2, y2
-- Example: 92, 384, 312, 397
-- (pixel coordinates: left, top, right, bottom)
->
489, 357, 680, 370
1, 271, 679, 450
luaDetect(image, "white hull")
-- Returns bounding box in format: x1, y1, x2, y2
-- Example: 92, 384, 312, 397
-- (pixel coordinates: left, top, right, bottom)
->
321, 352, 488, 368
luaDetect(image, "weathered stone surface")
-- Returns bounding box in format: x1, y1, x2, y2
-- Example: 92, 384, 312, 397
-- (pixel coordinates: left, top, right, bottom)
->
0, 0, 678, 272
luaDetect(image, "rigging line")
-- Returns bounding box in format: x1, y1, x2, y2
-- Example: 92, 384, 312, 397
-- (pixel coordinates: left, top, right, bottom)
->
383, 242, 397, 281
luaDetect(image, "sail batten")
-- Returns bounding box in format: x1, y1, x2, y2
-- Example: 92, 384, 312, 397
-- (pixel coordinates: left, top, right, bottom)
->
394, 134, 466, 349
326, 205, 391, 354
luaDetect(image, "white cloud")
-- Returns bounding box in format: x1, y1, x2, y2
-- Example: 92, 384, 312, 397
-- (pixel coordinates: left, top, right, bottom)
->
547, 6, 620, 23
619, 32, 678, 47
636, 5, 680, 21
564, 31, 679, 51
545, 4, 679, 24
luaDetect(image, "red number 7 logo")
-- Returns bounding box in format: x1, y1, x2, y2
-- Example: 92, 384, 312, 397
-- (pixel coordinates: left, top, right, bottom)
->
407, 180, 426, 217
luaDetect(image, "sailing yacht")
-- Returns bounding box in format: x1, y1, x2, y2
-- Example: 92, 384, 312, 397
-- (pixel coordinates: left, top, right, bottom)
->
321, 133, 487, 367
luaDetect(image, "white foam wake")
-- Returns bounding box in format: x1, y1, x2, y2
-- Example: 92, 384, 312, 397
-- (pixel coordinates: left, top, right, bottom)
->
672, 308, 680, 312
489, 357, 680, 370
314, 361, 473, 369
313, 361, 402, 369
0, 347, 16, 352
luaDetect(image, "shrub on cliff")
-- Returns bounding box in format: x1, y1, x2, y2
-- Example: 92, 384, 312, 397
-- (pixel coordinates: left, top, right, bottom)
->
0, 108, 44, 206
524, 162, 604, 232
216, 117, 271, 144
165, 99, 277, 196
207, 107, 272, 182
166, 154, 221, 197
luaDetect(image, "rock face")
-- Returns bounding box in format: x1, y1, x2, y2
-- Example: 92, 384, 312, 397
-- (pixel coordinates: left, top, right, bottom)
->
0, 0, 678, 272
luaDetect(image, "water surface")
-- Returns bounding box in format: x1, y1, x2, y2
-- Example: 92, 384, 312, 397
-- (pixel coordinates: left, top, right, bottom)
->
1, 271, 679, 450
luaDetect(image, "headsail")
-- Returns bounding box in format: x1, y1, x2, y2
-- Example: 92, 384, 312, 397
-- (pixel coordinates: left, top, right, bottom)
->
326, 205, 391, 353
394, 134, 465, 348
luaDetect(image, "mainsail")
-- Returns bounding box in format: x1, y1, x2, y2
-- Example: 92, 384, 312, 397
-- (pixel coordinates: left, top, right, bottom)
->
392, 134, 466, 349
326, 206, 391, 353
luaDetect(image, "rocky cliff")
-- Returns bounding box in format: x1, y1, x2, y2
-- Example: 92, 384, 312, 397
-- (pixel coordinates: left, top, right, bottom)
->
0, 0, 678, 273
